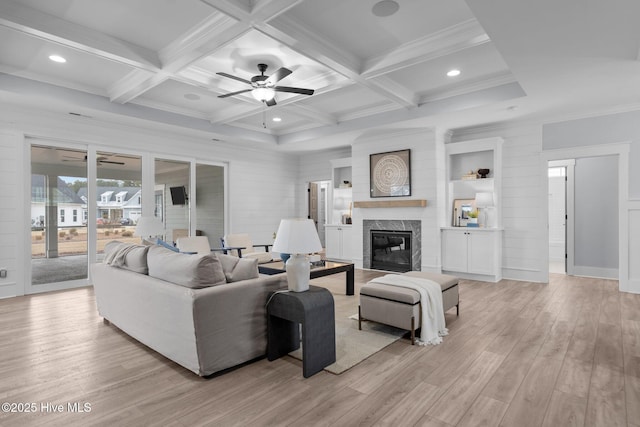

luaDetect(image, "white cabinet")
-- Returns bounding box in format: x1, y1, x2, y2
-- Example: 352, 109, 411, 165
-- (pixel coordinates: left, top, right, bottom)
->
325, 225, 353, 261
441, 228, 502, 282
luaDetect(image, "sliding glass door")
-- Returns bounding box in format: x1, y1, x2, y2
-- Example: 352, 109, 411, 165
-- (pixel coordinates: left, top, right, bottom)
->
30, 145, 88, 286
94, 151, 142, 262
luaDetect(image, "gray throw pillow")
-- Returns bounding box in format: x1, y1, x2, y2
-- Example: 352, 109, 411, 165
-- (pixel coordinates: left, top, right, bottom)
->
147, 245, 226, 288
217, 253, 259, 282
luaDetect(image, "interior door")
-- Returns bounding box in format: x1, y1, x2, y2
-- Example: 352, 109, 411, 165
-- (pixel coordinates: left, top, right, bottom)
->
309, 182, 318, 227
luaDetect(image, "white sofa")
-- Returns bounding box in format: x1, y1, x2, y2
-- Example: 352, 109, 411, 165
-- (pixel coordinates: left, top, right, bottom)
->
91, 242, 288, 376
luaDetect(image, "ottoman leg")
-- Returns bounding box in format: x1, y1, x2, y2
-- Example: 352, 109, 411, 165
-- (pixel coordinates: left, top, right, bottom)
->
410, 316, 415, 345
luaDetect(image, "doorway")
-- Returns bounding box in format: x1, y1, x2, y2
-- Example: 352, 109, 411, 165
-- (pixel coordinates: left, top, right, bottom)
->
309, 181, 330, 247
546, 155, 620, 280
547, 160, 574, 274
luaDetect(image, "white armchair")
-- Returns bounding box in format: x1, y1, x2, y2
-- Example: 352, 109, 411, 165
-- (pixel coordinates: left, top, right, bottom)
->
176, 236, 212, 255
222, 233, 273, 264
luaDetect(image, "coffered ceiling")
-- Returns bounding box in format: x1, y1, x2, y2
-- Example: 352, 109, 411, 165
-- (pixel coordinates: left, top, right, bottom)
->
1, 0, 639, 151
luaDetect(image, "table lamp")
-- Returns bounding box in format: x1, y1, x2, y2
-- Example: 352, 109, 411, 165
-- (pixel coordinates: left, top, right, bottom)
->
272, 218, 323, 292
475, 192, 494, 228
134, 216, 165, 243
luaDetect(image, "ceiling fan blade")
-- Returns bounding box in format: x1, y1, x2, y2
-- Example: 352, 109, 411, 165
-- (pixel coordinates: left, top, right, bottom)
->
99, 160, 125, 165
265, 67, 292, 85
274, 86, 314, 96
218, 89, 254, 98
265, 98, 277, 107
216, 72, 252, 85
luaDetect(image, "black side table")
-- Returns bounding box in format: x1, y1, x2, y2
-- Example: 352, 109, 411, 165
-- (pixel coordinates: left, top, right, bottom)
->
267, 286, 336, 378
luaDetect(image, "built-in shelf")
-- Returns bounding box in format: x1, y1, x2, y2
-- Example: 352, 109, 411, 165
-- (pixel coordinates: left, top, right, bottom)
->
353, 200, 427, 208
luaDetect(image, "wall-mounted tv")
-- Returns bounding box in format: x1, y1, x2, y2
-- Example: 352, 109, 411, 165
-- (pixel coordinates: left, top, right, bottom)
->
170, 186, 188, 205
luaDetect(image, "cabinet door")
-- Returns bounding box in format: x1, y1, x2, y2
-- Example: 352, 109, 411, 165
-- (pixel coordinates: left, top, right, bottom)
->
442, 230, 468, 272
325, 227, 341, 259
467, 232, 495, 275
340, 227, 354, 260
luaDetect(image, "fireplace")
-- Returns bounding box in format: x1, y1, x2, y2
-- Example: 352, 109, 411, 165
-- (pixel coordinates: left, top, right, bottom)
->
363, 220, 421, 272
370, 230, 412, 272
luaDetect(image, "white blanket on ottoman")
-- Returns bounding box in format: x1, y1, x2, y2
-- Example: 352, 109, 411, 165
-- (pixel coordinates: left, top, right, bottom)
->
369, 274, 448, 345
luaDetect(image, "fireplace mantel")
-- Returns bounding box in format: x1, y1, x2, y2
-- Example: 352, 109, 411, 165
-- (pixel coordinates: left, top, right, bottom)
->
353, 199, 427, 208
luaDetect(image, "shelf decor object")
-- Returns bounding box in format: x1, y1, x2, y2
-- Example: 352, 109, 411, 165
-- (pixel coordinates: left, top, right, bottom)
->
272, 218, 323, 292
475, 192, 494, 228
370, 149, 411, 197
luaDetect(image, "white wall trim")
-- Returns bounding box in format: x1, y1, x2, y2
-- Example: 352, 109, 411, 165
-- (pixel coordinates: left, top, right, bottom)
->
572, 266, 619, 280
541, 142, 631, 292
628, 199, 640, 294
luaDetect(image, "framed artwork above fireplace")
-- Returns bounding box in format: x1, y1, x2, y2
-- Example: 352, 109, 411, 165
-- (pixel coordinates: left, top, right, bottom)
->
369, 149, 411, 197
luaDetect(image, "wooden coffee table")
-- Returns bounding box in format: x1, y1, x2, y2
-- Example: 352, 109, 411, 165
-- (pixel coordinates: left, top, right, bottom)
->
259, 260, 355, 296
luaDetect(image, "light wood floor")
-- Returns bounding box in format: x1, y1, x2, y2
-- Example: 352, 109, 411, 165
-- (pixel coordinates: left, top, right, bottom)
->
0, 271, 638, 427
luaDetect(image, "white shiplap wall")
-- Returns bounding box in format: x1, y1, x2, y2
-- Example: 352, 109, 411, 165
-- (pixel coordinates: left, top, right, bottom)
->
0, 106, 300, 296
351, 128, 440, 270
453, 124, 546, 282
0, 132, 26, 298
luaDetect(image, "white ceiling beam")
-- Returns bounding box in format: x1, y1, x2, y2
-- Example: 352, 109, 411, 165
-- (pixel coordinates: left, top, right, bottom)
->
259, 16, 418, 108
0, 1, 160, 71
109, 13, 246, 103
110, 0, 303, 104
200, 0, 304, 23
361, 19, 491, 79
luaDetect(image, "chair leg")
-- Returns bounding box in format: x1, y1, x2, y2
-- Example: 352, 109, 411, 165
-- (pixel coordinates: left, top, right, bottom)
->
410, 316, 415, 345
358, 305, 362, 330
456, 303, 459, 316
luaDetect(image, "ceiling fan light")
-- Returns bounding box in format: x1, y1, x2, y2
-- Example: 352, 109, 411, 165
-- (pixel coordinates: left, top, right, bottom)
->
252, 87, 275, 102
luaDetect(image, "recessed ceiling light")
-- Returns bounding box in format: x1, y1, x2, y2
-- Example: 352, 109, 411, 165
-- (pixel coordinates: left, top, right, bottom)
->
447, 69, 461, 77
372, 0, 399, 17
272, 117, 282, 122
49, 55, 66, 63
184, 93, 200, 101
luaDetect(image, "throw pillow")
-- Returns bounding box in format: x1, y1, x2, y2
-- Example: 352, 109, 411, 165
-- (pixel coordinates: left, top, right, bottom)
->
147, 245, 226, 288
122, 245, 150, 274
217, 253, 259, 282
102, 240, 150, 274
156, 238, 179, 252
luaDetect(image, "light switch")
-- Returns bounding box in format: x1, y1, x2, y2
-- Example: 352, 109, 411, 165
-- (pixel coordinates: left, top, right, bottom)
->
0, 269, 6, 278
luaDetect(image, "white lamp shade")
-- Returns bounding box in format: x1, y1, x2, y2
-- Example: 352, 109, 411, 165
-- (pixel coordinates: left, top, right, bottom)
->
272, 219, 322, 254
134, 216, 164, 237
475, 192, 494, 208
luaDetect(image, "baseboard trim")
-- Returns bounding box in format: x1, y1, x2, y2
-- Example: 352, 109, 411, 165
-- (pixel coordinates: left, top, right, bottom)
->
573, 266, 618, 280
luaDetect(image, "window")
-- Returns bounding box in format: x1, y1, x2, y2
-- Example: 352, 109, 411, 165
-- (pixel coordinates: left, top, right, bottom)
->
115, 191, 127, 203
101, 191, 113, 203
73, 209, 78, 222
60, 209, 65, 223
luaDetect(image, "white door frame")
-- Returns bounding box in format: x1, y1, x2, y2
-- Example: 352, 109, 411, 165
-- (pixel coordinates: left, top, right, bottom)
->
548, 159, 575, 275
540, 142, 630, 291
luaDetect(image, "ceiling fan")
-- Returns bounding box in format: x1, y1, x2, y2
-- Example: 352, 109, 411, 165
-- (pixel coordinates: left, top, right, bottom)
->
62, 155, 125, 166
217, 63, 314, 106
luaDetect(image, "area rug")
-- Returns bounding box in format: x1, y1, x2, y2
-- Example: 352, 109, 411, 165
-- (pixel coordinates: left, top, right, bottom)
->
288, 275, 406, 374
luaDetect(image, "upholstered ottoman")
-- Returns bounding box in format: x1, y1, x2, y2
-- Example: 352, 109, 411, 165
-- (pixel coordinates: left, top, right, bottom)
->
358, 271, 459, 345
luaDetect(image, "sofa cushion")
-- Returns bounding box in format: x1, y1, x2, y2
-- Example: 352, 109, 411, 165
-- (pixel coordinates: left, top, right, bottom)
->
103, 240, 150, 274
217, 253, 259, 282
147, 245, 226, 288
